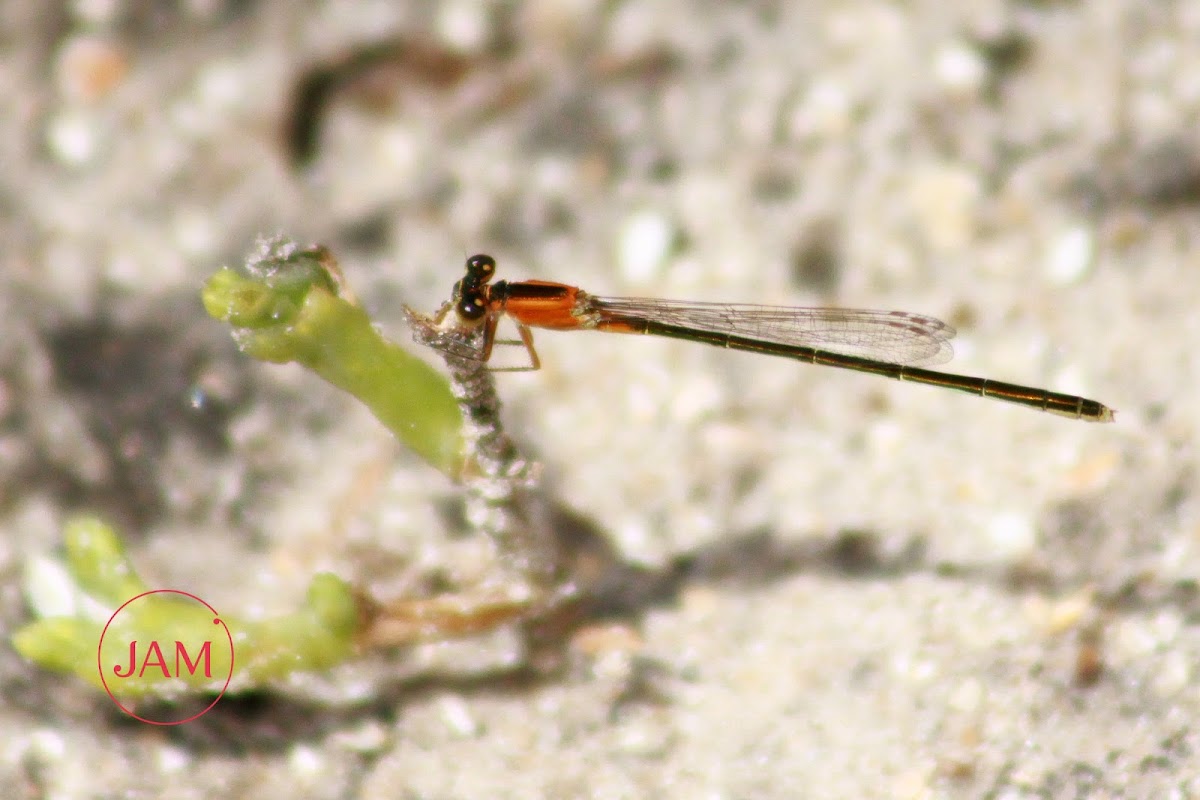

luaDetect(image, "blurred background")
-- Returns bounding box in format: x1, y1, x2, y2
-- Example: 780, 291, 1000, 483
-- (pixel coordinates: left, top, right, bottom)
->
1, 1, 1198, 797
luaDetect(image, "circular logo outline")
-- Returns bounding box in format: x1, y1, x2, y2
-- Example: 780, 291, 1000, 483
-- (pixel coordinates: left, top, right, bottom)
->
97, 589, 235, 725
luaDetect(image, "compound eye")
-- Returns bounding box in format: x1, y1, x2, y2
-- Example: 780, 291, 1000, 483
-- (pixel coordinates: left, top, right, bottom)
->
458, 289, 488, 321
465, 254, 495, 282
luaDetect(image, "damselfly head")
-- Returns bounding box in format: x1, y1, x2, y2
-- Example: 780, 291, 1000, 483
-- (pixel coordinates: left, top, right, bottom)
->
457, 287, 488, 322
464, 254, 496, 286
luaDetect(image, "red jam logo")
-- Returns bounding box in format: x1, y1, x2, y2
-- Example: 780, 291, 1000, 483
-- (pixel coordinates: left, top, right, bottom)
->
97, 589, 235, 725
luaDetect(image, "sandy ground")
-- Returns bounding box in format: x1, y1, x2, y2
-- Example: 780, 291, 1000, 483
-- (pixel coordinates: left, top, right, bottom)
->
2, 1, 1199, 797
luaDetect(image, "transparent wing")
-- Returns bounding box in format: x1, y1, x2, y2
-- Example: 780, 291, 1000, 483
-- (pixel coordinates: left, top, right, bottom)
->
590, 296, 956, 367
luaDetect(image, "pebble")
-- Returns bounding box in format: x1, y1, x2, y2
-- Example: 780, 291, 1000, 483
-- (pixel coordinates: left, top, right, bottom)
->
1044, 225, 1095, 285
55, 35, 128, 102
46, 111, 100, 166
984, 511, 1036, 561
437, 693, 480, 737
907, 163, 981, 252
618, 210, 675, 284
932, 41, 988, 97
437, 1, 490, 51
